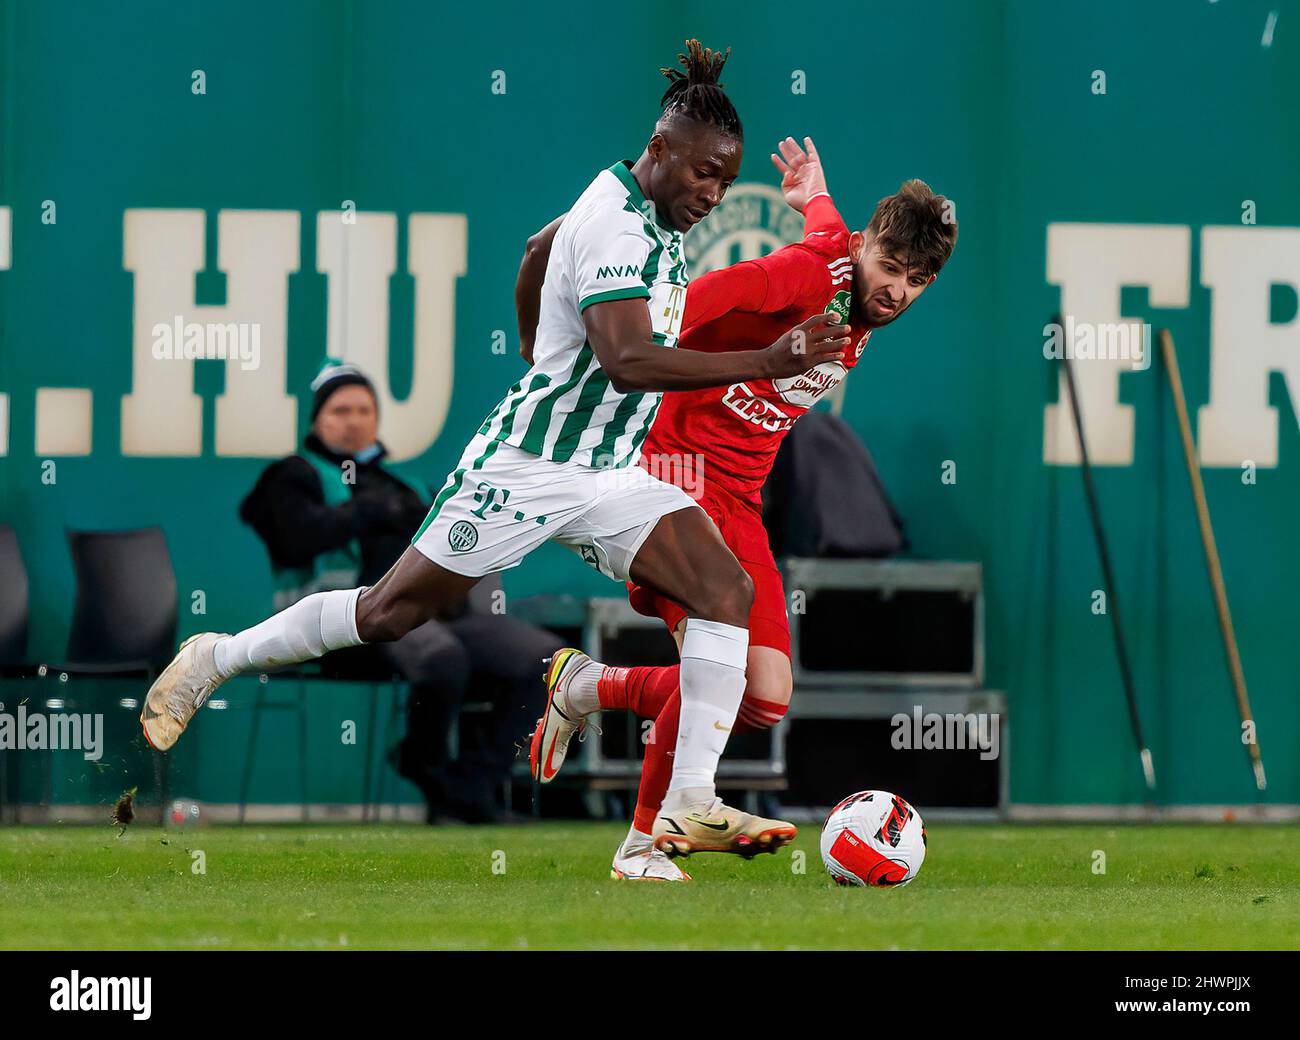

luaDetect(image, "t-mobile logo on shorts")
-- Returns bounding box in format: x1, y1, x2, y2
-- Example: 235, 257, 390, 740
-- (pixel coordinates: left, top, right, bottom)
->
471, 481, 547, 525
471, 482, 510, 518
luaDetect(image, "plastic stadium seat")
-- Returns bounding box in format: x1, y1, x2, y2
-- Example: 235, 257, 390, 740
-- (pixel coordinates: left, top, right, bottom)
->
241, 642, 401, 825
0, 524, 34, 821
0, 524, 32, 672
64, 527, 177, 674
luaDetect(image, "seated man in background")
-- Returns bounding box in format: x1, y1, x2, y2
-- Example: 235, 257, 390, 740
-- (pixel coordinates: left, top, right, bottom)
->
238, 360, 559, 823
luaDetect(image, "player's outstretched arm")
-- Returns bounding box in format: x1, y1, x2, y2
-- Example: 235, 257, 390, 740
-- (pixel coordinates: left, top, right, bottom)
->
515, 213, 565, 365
583, 299, 849, 393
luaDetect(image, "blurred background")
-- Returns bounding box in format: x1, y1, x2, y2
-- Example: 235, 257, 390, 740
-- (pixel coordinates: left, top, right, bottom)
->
0, 0, 1297, 823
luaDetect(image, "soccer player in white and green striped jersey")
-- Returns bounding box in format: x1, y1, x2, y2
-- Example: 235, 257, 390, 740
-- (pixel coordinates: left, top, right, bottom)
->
140, 40, 849, 881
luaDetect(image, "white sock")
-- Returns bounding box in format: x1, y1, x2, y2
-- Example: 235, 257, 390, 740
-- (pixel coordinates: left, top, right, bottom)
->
618, 827, 654, 858
561, 660, 604, 716
663, 618, 748, 808
212, 588, 364, 678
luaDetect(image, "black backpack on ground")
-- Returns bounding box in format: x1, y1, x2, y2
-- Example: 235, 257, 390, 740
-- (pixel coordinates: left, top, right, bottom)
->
762, 410, 907, 558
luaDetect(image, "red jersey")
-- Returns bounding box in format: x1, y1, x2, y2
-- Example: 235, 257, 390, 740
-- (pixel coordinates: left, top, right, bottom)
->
642, 193, 870, 509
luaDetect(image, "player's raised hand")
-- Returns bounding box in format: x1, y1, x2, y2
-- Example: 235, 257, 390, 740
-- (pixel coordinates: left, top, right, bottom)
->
762, 312, 851, 378
770, 136, 829, 214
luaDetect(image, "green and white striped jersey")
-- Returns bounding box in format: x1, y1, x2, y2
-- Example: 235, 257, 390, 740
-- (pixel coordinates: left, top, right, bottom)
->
479, 161, 688, 468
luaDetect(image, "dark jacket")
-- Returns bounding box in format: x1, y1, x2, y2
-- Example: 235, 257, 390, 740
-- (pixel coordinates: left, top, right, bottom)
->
239, 434, 430, 587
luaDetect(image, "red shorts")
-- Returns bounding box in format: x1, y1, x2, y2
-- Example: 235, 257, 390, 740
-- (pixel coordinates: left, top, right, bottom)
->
627, 484, 791, 656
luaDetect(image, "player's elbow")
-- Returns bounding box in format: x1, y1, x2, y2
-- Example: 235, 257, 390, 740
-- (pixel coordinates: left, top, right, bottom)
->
599, 352, 636, 394
522, 231, 549, 265
605, 359, 651, 395
607, 371, 636, 395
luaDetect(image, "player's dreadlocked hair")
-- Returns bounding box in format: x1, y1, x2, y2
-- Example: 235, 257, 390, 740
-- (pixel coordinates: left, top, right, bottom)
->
658, 39, 743, 141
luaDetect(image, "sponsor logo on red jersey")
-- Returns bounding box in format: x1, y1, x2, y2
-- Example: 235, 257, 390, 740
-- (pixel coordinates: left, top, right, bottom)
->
772, 361, 847, 407
721, 383, 796, 432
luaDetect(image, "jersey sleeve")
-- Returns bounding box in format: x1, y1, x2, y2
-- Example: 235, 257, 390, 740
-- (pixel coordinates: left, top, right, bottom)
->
682, 194, 851, 332
750, 194, 852, 310
679, 262, 769, 329
569, 204, 653, 313
800, 192, 849, 243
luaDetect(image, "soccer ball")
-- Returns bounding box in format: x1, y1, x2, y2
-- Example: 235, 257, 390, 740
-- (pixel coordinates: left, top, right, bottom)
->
168, 799, 204, 827
820, 790, 926, 887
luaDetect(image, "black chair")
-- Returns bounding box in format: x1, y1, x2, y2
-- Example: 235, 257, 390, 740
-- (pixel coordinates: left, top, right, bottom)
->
1, 526, 178, 819
0, 524, 34, 822
0, 524, 34, 675
57, 528, 179, 812
64, 527, 178, 675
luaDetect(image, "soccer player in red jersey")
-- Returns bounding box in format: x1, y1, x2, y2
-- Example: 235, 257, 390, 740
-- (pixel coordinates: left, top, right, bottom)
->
520, 137, 957, 880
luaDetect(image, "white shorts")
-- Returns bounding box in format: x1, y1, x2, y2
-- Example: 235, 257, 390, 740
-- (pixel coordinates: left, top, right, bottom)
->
411, 435, 699, 581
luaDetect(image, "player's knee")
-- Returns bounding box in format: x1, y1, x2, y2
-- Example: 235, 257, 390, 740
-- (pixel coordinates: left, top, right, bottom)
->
738, 655, 792, 729
744, 669, 793, 711
356, 588, 427, 644
697, 563, 753, 625
733, 569, 754, 618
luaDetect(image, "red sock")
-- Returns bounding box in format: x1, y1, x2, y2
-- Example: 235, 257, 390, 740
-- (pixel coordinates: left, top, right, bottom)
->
632, 692, 789, 832
735, 695, 789, 733
632, 690, 681, 834
597, 664, 680, 718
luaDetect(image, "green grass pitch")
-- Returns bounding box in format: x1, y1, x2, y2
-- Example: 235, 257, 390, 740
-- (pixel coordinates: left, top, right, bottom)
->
1, 822, 1297, 950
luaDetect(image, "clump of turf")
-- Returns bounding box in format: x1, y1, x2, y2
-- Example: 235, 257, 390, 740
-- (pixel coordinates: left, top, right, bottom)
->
111, 787, 137, 833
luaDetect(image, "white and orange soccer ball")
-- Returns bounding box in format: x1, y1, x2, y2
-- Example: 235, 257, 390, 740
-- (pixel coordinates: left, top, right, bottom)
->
820, 790, 926, 887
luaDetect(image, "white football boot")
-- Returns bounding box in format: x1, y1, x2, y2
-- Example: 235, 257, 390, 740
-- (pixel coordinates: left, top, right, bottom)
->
611, 844, 691, 881
140, 632, 229, 751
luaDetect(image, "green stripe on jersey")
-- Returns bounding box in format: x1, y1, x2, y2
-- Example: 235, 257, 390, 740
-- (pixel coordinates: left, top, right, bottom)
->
621, 394, 663, 466
477, 379, 522, 436
416, 375, 541, 541
623, 199, 666, 285
551, 362, 614, 463
579, 285, 650, 312
479, 372, 547, 441
517, 341, 597, 456
508, 161, 688, 468
416, 467, 466, 538
591, 389, 647, 465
